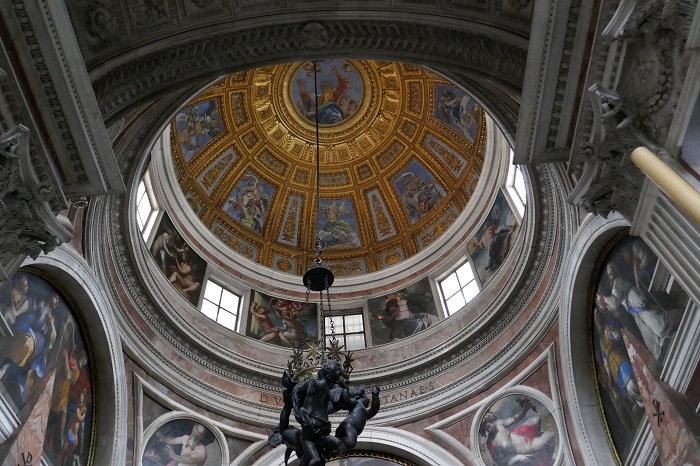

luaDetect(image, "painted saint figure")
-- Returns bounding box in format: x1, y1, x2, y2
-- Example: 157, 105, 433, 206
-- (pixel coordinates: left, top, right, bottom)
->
480, 396, 556, 466
297, 65, 350, 124
159, 424, 208, 466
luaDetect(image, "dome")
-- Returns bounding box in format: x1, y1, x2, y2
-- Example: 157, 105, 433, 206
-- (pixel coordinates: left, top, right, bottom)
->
169, 60, 486, 276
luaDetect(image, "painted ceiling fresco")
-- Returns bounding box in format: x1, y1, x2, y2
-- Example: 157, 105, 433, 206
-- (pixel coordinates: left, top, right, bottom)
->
171, 60, 486, 276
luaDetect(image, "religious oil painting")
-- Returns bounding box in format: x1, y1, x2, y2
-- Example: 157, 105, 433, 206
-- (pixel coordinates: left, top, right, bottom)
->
246, 290, 317, 348
150, 213, 207, 306
174, 98, 224, 162
291, 59, 363, 125
317, 198, 362, 249
478, 394, 558, 466
142, 418, 222, 466
223, 172, 274, 234
368, 277, 438, 346
434, 84, 481, 143
592, 234, 688, 462
467, 190, 518, 286
0, 271, 94, 466
393, 159, 446, 225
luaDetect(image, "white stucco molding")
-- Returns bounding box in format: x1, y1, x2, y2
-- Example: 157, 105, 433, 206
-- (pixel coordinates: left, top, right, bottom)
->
559, 213, 627, 466
250, 425, 463, 466
23, 245, 127, 466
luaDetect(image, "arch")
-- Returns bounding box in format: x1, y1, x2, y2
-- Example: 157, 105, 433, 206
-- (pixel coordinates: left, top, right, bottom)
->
249, 426, 464, 466
559, 213, 627, 466
24, 246, 128, 466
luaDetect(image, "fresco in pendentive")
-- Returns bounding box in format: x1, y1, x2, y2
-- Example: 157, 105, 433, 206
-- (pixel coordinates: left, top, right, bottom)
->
175, 99, 224, 162
368, 278, 438, 346
327, 456, 410, 466
434, 84, 481, 143
150, 213, 207, 306
467, 190, 518, 286
478, 394, 558, 466
317, 199, 361, 249
0, 272, 93, 466
141, 419, 221, 466
246, 291, 317, 348
393, 159, 446, 225
223, 172, 274, 234
291, 60, 363, 125
592, 235, 687, 461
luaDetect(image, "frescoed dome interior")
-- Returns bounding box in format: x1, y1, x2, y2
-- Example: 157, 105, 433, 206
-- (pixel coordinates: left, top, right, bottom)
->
170, 60, 486, 276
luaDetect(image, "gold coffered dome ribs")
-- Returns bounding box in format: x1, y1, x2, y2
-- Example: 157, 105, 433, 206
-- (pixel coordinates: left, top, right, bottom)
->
170, 59, 487, 276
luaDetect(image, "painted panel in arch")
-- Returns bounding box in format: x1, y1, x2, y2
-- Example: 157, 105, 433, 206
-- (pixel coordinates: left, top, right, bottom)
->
142, 419, 221, 466
393, 159, 446, 224
368, 277, 438, 346
317, 198, 361, 249
175, 98, 224, 162
223, 172, 274, 234
434, 84, 481, 143
478, 394, 558, 465
246, 291, 317, 347
291, 60, 363, 125
0, 271, 94, 466
150, 213, 207, 306
592, 235, 688, 462
467, 190, 517, 286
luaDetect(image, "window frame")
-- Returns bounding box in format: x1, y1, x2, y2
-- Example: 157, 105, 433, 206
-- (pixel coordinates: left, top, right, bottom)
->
136, 170, 159, 241
199, 277, 243, 332
437, 258, 481, 317
323, 310, 367, 351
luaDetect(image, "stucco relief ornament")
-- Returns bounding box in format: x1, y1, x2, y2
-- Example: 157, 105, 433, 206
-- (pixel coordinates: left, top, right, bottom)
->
300, 22, 329, 51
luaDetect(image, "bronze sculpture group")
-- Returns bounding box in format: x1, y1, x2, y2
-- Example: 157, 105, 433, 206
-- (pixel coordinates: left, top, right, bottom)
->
269, 360, 380, 466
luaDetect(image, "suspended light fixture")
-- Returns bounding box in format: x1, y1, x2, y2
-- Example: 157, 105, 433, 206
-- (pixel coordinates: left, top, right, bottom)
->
268, 60, 380, 466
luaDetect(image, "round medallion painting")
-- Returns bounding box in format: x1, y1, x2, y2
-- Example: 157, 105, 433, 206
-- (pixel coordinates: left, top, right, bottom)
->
478, 394, 558, 466
290, 59, 364, 126
142, 418, 222, 466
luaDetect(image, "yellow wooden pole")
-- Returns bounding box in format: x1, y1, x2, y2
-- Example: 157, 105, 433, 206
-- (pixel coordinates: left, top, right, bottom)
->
631, 147, 700, 226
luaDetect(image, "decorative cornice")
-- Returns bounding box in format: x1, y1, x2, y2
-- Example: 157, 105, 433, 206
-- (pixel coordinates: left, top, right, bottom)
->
90, 19, 528, 124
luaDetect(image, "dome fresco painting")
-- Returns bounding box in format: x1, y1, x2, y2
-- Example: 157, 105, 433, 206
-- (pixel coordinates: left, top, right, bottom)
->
171, 60, 486, 276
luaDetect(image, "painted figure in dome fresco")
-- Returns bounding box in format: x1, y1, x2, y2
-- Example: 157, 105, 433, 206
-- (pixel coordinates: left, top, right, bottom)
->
226, 173, 271, 234
297, 65, 351, 125
176, 100, 222, 161
479, 396, 556, 466
471, 204, 517, 273
372, 296, 433, 341
396, 172, 444, 224
317, 200, 361, 249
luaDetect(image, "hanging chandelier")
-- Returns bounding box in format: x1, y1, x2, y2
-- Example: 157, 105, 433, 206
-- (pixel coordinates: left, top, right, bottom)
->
268, 60, 381, 466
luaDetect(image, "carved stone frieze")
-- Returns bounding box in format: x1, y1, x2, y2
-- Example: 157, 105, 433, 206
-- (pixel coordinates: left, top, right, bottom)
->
91, 20, 528, 124
568, 86, 648, 221
0, 126, 73, 280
